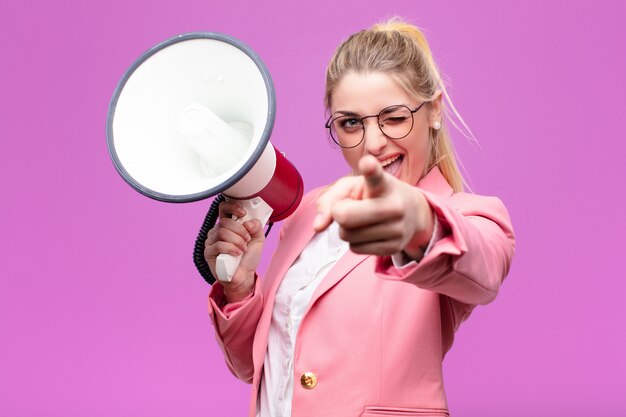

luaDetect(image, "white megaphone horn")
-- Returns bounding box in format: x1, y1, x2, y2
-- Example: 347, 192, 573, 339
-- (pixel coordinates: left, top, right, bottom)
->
106, 32, 303, 284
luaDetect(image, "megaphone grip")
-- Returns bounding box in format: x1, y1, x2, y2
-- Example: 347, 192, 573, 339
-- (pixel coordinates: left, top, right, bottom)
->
215, 254, 243, 283
214, 197, 273, 282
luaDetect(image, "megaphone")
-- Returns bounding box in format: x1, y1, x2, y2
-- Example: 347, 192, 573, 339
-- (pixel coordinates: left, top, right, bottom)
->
106, 32, 303, 284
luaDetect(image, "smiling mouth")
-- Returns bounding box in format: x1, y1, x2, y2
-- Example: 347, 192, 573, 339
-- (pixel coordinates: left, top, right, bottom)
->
381, 155, 403, 176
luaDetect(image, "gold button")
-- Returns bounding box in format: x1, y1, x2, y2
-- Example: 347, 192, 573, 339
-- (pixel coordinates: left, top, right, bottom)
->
300, 372, 317, 389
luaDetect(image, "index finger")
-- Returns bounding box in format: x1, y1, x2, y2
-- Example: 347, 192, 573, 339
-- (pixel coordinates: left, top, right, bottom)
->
359, 155, 388, 199
218, 200, 246, 219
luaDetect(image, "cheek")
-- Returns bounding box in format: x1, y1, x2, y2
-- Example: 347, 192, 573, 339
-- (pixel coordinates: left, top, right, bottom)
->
404, 131, 431, 169
340, 148, 361, 173
416, 135, 430, 160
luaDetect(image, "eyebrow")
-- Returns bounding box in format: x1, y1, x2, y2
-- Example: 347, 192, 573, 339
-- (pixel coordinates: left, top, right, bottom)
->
333, 104, 410, 118
379, 106, 401, 115
333, 110, 361, 117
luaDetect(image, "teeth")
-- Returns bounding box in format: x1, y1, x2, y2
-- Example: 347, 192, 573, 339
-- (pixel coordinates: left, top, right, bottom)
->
381, 155, 401, 167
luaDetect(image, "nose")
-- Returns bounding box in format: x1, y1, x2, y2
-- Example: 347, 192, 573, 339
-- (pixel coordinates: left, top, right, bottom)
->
363, 118, 388, 155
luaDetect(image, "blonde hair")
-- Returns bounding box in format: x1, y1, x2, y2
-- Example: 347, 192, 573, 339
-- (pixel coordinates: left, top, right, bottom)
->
325, 18, 472, 192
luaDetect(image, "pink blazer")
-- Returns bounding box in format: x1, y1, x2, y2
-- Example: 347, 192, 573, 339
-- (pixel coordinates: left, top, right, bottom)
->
208, 167, 515, 417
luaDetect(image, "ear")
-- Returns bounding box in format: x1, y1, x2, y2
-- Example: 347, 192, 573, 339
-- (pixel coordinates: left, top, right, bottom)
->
428, 90, 443, 126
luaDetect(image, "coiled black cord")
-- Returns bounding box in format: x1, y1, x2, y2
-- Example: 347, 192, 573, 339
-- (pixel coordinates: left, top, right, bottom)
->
193, 194, 225, 285
193, 194, 274, 285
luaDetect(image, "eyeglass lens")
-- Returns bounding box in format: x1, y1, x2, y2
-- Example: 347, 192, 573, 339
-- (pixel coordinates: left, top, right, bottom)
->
329, 105, 414, 148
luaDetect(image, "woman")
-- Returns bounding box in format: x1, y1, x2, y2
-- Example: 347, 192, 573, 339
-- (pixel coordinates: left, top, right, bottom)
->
205, 18, 515, 417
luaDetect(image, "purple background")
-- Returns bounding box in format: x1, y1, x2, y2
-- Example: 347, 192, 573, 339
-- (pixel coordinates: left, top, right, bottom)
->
1, 1, 625, 416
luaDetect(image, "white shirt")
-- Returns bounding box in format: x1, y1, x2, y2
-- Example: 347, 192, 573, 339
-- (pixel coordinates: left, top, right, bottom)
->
257, 221, 349, 417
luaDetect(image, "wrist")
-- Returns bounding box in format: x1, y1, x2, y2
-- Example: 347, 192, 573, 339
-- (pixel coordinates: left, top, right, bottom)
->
403, 193, 435, 260
223, 272, 256, 303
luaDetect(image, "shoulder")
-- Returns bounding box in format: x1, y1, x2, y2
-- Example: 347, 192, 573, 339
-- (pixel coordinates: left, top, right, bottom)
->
301, 185, 329, 207
443, 191, 514, 241
447, 192, 510, 216
277, 185, 329, 239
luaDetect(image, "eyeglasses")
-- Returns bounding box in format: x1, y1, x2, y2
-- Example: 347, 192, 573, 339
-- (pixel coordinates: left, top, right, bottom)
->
324, 103, 427, 149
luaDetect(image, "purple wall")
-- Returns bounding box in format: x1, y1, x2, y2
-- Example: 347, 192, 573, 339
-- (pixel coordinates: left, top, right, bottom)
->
1, 1, 625, 416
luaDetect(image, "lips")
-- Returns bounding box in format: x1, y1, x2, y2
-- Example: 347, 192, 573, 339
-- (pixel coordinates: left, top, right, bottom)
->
381, 154, 403, 177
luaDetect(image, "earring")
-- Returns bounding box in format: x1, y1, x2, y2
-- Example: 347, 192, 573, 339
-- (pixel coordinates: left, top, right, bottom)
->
433, 121, 441, 130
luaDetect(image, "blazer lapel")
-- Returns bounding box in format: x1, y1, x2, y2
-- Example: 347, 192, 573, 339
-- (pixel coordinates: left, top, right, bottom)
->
253, 198, 319, 369
304, 249, 369, 314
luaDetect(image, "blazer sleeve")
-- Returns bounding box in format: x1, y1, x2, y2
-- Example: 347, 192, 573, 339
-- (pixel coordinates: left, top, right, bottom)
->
375, 190, 515, 307
208, 277, 263, 383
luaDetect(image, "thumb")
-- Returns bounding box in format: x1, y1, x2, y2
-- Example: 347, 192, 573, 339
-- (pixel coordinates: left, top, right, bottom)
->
243, 219, 265, 241
359, 155, 389, 199
238, 219, 265, 272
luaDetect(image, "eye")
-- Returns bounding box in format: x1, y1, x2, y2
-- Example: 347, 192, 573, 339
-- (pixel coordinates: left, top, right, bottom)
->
337, 117, 363, 131
381, 115, 409, 125
380, 106, 412, 125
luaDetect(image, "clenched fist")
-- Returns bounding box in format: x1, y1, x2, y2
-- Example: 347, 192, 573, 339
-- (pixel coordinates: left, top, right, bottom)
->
313, 155, 434, 260
204, 201, 265, 303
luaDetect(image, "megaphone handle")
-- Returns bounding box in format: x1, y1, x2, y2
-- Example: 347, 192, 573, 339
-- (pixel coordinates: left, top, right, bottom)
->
215, 197, 273, 282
